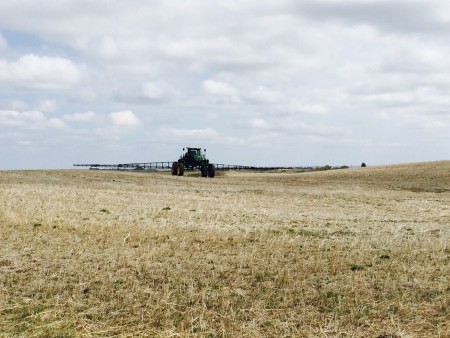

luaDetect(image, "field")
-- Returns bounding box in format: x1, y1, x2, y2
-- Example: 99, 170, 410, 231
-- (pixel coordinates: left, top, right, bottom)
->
0, 162, 449, 337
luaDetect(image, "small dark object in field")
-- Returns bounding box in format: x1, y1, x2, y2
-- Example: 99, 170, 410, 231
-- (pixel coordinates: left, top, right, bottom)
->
255, 273, 265, 282
361, 162, 367, 167
351, 264, 365, 271
0, 260, 12, 266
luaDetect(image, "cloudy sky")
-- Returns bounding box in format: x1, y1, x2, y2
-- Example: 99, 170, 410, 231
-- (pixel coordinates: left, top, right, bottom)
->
1, 0, 449, 169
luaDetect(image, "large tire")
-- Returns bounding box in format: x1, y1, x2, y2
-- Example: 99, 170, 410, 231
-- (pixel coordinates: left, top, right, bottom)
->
207, 163, 215, 178
171, 162, 179, 176
177, 163, 185, 176
201, 167, 207, 177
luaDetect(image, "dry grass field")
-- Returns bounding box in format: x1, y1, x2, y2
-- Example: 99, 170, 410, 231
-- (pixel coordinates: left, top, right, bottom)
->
0, 161, 449, 337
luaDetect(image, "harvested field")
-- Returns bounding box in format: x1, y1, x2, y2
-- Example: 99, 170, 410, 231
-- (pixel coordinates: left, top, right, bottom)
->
0, 161, 449, 337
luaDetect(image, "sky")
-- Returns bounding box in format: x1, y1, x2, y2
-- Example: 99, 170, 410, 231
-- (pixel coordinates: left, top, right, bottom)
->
0, 0, 449, 169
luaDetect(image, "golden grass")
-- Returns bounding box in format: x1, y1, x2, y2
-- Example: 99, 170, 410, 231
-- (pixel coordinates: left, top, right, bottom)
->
0, 162, 449, 337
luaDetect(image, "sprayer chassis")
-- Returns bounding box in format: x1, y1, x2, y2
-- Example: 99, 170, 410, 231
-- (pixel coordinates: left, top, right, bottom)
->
171, 147, 215, 177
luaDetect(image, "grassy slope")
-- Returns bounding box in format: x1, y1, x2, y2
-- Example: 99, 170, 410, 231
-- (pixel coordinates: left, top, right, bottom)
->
0, 162, 449, 337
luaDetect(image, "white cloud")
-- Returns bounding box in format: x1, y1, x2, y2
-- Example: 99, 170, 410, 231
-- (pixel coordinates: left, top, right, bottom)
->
98, 36, 119, 59
237, 117, 346, 137
37, 99, 58, 112
141, 82, 164, 100
0, 110, 21, 126
0, 109, 65, 129
203, 79, 240, 103
240, 118, 271, 130
70, 90, 98, 104
48, 118, 67, 129
288, 100, 329, 114
114, 81, 180, 104
203, 80, 237, 96
399, 112, 450, 132
246, 86, 284, 105
375, 111, 390, 120
160, 127, 219, 140
63, 111, 96, 122
2, 100, 28, 110
0, 54, 82, 90
156, 127, 245, 146
21, 110, 46, 122
109, 110, 141, 128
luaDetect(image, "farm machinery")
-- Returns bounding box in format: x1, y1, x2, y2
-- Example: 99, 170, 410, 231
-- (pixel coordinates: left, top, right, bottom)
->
171, 147, 215, 177
74, 146, 304, 176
